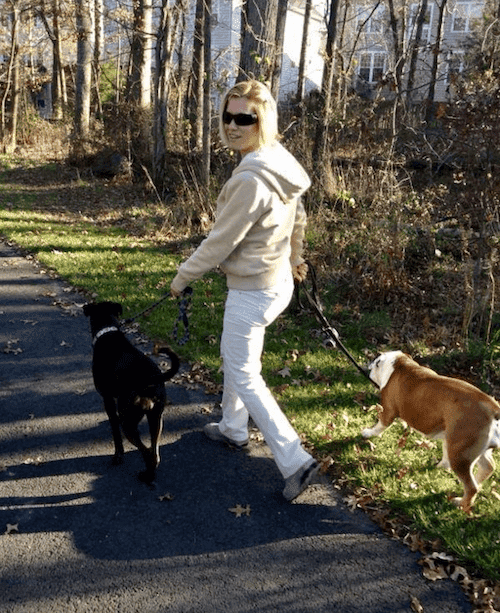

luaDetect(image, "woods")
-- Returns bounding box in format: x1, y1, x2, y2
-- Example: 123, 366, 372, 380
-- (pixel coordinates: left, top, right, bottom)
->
0, 0, 499, 346
0, 1, 495, 156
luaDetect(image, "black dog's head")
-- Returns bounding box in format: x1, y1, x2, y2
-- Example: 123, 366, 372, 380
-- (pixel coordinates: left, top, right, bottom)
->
83, 302, 123, 337
83, 301, 123, 319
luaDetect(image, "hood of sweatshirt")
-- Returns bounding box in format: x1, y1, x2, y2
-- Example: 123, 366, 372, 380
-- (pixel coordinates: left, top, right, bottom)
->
232, 142, 311, 204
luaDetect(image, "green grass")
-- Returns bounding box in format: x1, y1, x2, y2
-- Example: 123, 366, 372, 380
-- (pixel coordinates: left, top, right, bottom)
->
1, 167, 500, 582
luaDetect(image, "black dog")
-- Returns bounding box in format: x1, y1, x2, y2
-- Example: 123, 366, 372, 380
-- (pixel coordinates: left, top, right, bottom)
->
83, 301, 180, 484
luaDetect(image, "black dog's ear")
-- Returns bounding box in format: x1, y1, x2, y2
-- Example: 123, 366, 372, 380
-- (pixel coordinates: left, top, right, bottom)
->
109, 302, 123, 317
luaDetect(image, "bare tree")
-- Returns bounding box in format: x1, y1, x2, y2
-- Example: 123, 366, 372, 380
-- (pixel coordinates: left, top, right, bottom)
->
406, 0, 429, 105
126, 0, 153, 109
202, 0, 212, 190
50, 0, 66, 118
297, 0, 312, 105
153, 0, 187, 183
74, 0, 94, 141
239, 0, 278, 83
313, 0, 340, 160
188, 0, 205, 150
38, 0, 67, 119
94, 0, 104, 116
270, 0, 289, 99
0, 1, 21, 152
425, 0, 448, 124
386, 0, 406, 98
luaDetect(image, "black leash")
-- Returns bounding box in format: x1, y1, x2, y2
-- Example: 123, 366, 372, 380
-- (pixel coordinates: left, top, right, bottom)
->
172, 286, 193, 345
122, 286, 193, 347
122, 293, 171, 325
300, 263, 379, 389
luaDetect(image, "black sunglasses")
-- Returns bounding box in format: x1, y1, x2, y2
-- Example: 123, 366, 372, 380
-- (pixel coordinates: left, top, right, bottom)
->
222, 111, 258, 126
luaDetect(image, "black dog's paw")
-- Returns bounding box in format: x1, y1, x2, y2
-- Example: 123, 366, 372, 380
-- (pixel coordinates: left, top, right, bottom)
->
138, 470, 156, 488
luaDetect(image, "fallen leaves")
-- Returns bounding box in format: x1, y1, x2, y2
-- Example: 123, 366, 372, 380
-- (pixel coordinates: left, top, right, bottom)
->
410, 595, 424, 612
5, 523, 19, 534
158, 492, 175, 502
340, 484, 500, 613
277, 366, 291, 378
22, 456, 44, 466
229, 504, 251, 518
174, 362, 223, 395
53, 299, 84, 317
418, 553, 500, 612
2, 339, 22, 354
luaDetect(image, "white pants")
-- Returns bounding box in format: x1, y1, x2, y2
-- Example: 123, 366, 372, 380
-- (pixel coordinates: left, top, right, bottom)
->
218, 273, 313, 479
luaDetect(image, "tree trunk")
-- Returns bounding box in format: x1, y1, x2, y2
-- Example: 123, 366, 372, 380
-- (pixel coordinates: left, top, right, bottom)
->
8, 2, 20, 153
239, 0, 278, 83
93, 0, 104, 116
52, 0, 65, 118
271, 0, 288, 100
297, 0, 312, 105
387, 0, 406, 95
313, 0, 340, 160
74, 0, 94, 141
1, 2, 19, 146
202, 0, 212, 191
425, 0, 447, 125
10, 32, 19, 153
39, 0, 66, 120
387, 0, 405, 143
176, 6, 188, 122
188, 0, 205, 150
406, 0, 428, 105
126, 0, 153, 109
153, 0, 186, 184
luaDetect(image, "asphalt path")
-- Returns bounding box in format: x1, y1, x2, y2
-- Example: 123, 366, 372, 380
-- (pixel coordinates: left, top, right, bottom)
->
0, 238, 472, 612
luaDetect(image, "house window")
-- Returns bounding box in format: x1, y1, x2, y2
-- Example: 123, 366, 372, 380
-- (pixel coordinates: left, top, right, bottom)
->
358, 51, 386, 83
356, 4, 386, 35
408, 3, 434, 43
452, 2, 482, 33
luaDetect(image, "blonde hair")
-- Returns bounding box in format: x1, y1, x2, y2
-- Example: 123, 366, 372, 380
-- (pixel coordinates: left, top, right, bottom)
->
219, 80, 279, 149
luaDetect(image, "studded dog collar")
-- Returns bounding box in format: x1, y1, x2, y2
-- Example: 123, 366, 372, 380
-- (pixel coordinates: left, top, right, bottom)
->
93, 326, 119, 345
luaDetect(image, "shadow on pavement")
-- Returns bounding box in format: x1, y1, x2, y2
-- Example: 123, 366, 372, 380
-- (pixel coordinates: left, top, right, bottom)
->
1, 427, 379, 561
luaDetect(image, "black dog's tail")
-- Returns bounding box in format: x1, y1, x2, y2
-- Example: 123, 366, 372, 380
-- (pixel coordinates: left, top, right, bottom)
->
154, 347, 180, 382
133, 347, 180, 396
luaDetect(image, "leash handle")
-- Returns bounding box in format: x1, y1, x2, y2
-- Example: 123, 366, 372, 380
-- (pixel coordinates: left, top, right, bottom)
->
172, 286, 193, 345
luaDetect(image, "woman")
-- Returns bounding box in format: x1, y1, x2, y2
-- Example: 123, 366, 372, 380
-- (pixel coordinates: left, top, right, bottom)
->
170, 80, 319, 501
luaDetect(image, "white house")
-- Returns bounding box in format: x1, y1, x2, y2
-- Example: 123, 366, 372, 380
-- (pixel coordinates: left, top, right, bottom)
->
350, 0, 486, 102
207, 0, 486, 106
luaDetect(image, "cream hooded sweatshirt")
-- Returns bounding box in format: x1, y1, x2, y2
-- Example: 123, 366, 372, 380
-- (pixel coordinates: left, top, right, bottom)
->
171, 142, 311, 293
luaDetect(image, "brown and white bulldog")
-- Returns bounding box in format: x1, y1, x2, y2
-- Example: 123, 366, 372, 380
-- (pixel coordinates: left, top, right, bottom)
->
362, 351, 500, 513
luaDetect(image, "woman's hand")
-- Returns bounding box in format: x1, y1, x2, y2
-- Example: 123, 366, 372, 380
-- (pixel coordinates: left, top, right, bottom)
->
292, 262, 308, 283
